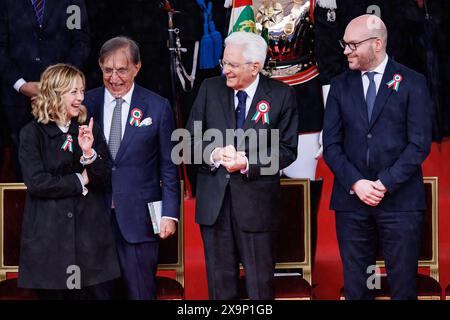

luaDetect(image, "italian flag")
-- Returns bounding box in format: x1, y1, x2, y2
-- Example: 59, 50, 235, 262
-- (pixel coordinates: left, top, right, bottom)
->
228, 0, 256, 34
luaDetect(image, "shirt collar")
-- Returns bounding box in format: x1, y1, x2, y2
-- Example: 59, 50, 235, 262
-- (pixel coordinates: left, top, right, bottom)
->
234, 74, 260, 100
361, 54, 389, 77
105, 83, 135, 106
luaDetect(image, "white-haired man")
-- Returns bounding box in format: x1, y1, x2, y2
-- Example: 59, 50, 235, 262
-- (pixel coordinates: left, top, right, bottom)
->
186, 31, 299, 300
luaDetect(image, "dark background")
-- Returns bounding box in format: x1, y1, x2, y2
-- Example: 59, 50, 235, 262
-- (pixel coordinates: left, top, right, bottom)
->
82, 0, 450, 135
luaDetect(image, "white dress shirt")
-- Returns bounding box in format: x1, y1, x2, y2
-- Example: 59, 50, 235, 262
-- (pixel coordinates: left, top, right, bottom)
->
233, 73, 260, 117
361, 54, 388, 97
350, 54, 389, 194
102, 84, 177, 222
210, 74, 260, 173
103, 83, 135, 143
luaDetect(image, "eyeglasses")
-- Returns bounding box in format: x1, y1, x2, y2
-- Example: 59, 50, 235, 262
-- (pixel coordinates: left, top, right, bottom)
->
339, 37, 378, 51
101, 67, 130, 77
219, 59, 252, 71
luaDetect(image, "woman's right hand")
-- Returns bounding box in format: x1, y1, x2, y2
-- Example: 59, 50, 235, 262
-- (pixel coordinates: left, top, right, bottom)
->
78, 117, 94, 156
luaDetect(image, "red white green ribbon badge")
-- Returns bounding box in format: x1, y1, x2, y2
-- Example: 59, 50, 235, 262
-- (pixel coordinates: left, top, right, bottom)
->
129, 108, 143, 127
251, 101, 270, 125
386, 74, 403, 91
61, 134, 73, 153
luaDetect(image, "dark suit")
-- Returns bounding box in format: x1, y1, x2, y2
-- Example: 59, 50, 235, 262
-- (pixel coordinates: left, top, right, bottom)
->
323, 58, 432, 299
0, 0, 90, 179
18, 120, 120, 290
84, 84, 180, 299
187, 75, 298, 299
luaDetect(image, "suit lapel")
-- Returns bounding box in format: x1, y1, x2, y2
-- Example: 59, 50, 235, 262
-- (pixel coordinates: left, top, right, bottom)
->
369, 59, 397, 129
41, 0, 56, 30
114, 85, 142, 163
243, 75, 271, 130
219, 78, 235, 129
24, 0, 41, 32
348, 71, 369, 128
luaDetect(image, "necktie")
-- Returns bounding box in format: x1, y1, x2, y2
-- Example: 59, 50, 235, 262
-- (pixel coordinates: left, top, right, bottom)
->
235, 90, 247, 129
31, 0, 45, 26
365, 71, 376, 121
108, 98, 124, 160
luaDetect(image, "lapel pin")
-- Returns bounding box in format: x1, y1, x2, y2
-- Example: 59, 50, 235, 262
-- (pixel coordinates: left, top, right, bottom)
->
251, 100, 270, 125
129, 108, 143, 127
387, 74, 403, 92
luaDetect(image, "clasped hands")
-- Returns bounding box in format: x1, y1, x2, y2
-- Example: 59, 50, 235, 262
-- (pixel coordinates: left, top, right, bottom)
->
212, 145, 247, 173
352, 179, 387, 206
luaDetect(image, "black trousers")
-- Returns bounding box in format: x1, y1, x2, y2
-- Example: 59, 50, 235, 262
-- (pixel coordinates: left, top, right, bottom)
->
111, 210, 159, 300
200, 186, 277, 300
335, 208, 423, 300
36, 282, 111, 300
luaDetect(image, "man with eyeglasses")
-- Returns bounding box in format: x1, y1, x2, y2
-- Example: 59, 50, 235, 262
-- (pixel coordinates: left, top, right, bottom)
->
186, 31, 298, 300
83, 36, 180, 299
323, 14, 432, 300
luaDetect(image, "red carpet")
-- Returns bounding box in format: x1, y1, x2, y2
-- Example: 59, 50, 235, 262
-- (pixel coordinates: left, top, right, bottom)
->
183, 140, 450, 299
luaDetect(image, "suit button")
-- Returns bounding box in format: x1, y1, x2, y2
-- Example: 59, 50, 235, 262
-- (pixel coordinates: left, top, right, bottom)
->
67, 212, 73, 218
225, 174, 230, 179
367, 133, 373, 139
35, 57, 41, 62
112, 166, 116, 171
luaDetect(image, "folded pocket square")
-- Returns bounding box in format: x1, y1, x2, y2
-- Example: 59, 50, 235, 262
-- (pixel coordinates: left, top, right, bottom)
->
139, 117, 152, 127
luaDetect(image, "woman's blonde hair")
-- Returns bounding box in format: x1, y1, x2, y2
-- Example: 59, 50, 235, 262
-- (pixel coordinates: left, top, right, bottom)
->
31, 63, 87, 124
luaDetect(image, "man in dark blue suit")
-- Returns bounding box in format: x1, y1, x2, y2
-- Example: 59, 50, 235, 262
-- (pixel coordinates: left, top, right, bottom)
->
0, 0, 90, 180
83, 37, 180, 300
323, 14, 432, 299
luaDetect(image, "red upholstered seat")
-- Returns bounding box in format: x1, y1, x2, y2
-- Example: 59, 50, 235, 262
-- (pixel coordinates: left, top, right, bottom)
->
0, 183, 185, 300
156, 276, 184, 300
445, 285, 450, 300
0, 278, 37, 300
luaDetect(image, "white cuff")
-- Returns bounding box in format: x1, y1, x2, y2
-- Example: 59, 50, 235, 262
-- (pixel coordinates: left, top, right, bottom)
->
162, 216, 179, 223
240, 155, 249, 174
75, 173, 88, 196
210, 148, 221, 168
13, 79, 26, 93
80, 149, 98, 166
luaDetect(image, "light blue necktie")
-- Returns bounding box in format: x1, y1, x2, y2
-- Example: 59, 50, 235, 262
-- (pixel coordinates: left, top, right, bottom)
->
365, 71, 377, 121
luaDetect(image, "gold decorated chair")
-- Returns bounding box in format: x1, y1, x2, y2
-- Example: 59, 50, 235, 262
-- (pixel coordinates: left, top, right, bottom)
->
156, 181, 185, 300
0, 183, 36, 299
0, 182, 185, 300
340, 177, 441, 300
240, 178, 313, 300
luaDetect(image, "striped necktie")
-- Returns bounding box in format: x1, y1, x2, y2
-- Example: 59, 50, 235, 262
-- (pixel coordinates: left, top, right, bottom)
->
31, 0, 45, 27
